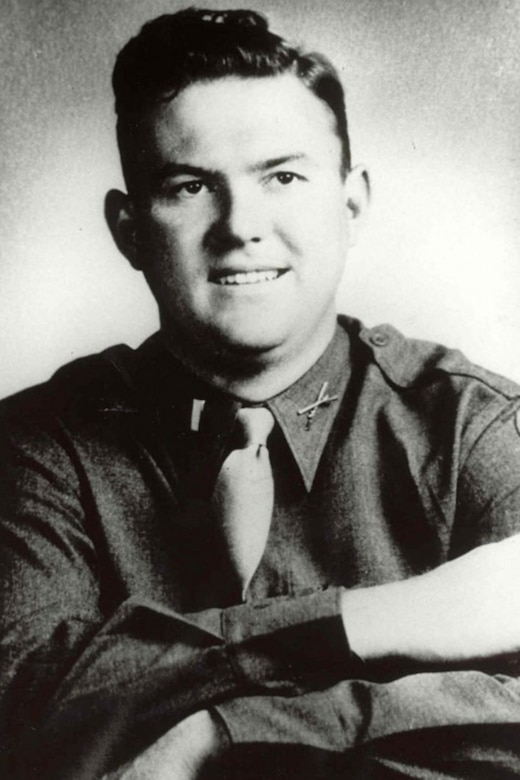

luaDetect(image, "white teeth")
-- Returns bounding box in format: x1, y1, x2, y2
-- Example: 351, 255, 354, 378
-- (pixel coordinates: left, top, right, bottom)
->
216, 270, 281, 285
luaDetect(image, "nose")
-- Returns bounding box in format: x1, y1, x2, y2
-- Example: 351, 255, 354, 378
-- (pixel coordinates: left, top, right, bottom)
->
205, 182, 266, 253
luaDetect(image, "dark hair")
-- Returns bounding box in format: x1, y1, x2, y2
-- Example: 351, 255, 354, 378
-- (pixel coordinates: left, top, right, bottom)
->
113, 8, 351, 188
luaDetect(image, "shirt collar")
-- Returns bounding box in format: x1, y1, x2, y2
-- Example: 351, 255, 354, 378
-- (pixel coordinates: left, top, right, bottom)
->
266, 325, 351, 491
116, 325, 350, 492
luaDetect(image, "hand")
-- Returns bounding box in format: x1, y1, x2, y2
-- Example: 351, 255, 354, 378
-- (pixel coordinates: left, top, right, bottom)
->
341, 534, 520, 665
104, 710, 227, 780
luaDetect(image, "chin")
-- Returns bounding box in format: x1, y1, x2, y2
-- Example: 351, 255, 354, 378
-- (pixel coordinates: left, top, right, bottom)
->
205, 317, 285, 350
217, 333, 283, 356
202, 325, 286, 365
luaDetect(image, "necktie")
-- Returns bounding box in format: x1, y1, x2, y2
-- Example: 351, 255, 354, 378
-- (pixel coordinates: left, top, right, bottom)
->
211, 407, 275, 599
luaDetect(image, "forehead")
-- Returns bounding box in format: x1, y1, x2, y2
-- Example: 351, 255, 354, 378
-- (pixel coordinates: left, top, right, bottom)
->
138, 74, 342, 171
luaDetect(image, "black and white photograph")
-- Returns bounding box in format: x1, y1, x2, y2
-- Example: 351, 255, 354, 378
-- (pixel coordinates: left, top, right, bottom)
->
1, 1, 520, 777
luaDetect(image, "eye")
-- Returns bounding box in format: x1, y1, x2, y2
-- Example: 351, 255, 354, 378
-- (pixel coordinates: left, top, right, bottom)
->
264, 171, 306, 190
177, 180, 205, 196
162, 179, 217, 200
273, 172, 299, 185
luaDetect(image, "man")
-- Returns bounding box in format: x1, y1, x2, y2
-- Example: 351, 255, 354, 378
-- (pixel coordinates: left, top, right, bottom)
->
1, 8, 520, 779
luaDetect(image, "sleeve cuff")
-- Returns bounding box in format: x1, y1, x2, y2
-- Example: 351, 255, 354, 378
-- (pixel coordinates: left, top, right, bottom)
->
221, 588, 360, 691
213, 689, 349, 751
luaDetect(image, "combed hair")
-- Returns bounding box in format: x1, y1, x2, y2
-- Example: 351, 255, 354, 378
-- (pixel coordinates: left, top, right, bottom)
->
113, 8, 351, 188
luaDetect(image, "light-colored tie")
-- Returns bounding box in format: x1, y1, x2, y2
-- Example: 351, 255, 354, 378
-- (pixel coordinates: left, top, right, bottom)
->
211, 407, 275, 599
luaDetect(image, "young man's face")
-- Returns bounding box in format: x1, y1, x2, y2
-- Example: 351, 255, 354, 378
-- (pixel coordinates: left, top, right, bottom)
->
125, 74, 365, 370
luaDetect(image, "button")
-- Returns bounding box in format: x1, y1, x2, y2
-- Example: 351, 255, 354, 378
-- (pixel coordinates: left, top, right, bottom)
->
369, 331, 389, 347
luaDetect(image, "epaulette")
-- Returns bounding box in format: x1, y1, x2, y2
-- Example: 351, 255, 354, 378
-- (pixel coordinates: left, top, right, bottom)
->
358, 323, 520, 399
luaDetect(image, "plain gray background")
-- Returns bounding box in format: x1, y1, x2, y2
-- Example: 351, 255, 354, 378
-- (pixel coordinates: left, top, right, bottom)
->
1, 0, 520, 398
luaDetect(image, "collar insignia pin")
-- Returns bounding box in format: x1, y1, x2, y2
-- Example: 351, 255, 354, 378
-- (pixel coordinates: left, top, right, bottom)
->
297, 381, 339, 430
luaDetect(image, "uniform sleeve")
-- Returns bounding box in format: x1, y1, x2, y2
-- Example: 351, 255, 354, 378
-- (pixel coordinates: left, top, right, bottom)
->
212, 400, 520, 778
0, 420, 357, 780
214, 670, 520, 778
451, 398, 520, 550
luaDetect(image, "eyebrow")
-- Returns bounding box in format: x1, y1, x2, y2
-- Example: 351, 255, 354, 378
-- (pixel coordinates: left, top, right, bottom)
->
153, 163, 214, 184
248, 154, 309, 173
153, 154, 310, 184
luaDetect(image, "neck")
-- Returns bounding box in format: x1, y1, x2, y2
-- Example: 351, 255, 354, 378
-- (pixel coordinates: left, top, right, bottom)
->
161, 323, 337, 402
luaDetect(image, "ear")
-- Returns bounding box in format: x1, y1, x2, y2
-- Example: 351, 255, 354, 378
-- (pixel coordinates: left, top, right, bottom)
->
343, 165, 370, 248
105, 189, 142, 270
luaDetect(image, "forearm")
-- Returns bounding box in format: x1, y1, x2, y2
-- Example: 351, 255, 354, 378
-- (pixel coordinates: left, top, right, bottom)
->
9, 534, 520, 778
214, 669, 520, 778
341, 534, 520, 666
12, 589, 355, 779
132, 536, 520, 780
108, 659, 520, 780
98, 533, 520, 780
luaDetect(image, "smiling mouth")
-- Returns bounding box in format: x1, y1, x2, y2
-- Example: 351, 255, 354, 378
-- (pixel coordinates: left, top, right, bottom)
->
210, 269, 288, 286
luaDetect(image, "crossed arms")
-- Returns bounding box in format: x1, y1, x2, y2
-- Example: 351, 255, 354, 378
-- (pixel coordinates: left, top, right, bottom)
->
107, 538, 520, 779
1, 391, 520, 778
2, 523, 520, 778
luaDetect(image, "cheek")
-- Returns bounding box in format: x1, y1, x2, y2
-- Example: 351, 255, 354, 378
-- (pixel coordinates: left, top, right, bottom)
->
284, 196, 348, 260
139, 213, 200, 272
143, 199, 211, 242
321, 198, 350, 259
144, 211, 183, 249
